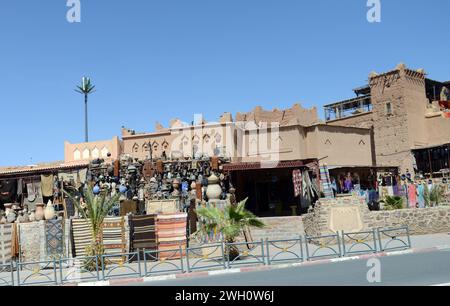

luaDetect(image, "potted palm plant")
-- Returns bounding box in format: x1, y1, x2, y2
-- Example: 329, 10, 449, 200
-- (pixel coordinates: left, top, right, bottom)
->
194, 198, 265, 261
64, 187, 120, 269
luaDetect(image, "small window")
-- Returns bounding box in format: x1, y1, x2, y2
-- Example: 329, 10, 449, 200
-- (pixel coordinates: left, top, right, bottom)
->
385, 102, 393, 116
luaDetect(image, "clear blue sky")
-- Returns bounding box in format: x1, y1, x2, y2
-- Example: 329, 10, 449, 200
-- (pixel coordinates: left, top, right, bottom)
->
0, 0, 448, 166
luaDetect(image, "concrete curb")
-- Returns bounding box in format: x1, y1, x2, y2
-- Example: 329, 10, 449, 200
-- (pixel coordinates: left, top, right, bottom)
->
67, 244, 450, 286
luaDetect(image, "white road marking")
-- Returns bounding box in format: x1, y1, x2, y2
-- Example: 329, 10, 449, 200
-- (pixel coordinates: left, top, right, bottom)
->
209, 268, 241, 276
431, 283, 450, 286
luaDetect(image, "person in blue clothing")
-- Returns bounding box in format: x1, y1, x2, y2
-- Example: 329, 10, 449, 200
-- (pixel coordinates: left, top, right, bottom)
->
417, 180, 426, 208
331, 177, 337, 197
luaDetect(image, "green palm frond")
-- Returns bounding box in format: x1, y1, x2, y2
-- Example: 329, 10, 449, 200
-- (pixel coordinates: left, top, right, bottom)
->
195, 198, 265, 242
75, 77, 96, 94
63, 187, 120, 238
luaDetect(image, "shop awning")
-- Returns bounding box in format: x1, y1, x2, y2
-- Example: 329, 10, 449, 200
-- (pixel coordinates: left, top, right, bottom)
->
0, 161, 89, 177
223, 160, 318, 171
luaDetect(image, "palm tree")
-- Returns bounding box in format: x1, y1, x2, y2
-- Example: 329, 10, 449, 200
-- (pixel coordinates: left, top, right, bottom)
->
75, 77, 96, 142
64, 187, 120, 267
194, 198, 265, 259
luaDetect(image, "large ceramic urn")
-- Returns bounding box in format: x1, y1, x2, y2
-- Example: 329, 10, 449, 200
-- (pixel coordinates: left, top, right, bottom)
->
35, 203, 45, 221
44, 200, 56, 220
206, 174, 222, 200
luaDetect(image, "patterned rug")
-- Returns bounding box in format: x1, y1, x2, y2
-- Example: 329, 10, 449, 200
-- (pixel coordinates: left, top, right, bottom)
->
156, 213, 187, 260
129, 215, 158, 261
0, 224, 12, 265
45, 219, 65, 259
71, 219, 93, 258
18, 221, 46, 264
101, 217, 129, 264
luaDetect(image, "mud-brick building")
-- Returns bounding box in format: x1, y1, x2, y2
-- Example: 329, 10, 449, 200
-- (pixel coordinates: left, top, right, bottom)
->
324, 63, 450, 176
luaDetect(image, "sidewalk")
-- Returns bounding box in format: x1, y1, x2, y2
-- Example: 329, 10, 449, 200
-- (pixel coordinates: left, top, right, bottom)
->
2, 232, 450, 286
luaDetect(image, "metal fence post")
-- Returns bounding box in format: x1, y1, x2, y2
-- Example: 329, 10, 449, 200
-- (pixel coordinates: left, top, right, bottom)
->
265, 238, 270, 265
376, 228, 383, 251
185, 246, 191, 273
15, 261, 20, 287
10, 261, 15, 287
304, 235, 310, 261
179, 242, 185, 273
337, 232, 343, 257
406, 226, 412, 249
259, 239, 265, 265
341, 231, 347, 257
137, 250, 142, 277
53, 258, 58, 285
299, 235, 304, 262
372, 228, 378, 253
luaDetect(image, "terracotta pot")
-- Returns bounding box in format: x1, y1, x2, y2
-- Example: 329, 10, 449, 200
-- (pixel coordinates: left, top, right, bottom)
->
35, 204, 45, 221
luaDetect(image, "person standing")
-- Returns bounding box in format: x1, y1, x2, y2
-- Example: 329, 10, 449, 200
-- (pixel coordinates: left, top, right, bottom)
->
331, 177, 337, 197
417, 181, 425, 208
344, 173, 353, 194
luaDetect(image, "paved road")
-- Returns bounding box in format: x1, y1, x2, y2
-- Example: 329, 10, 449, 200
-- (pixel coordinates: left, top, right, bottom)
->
131, 248, 450, 286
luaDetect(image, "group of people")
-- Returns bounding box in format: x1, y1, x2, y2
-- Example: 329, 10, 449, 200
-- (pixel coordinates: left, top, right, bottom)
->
330, 173, 359, 196
328, 170, 449, 209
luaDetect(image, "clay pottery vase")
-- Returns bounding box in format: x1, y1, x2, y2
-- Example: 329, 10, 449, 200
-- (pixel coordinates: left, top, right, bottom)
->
29, 211, 36, 222
4, 204, 12, 217
206, 174, 222, 200
44, 200, 56, 220
172, 179, 180, 190
6, 211, 16, 224
172, 179, 180, 197
35, 204, 45, 221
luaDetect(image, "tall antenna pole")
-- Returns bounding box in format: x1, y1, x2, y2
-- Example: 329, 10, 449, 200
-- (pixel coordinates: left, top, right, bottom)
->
75, 77, 96, 143
85, 93, 88, 142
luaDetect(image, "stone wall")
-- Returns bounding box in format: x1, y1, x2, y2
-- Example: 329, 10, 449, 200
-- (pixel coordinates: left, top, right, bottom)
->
303, 196, 371, 237
367, 207, 450, 235
303, 196, 450, 237
249, 216, 304, 241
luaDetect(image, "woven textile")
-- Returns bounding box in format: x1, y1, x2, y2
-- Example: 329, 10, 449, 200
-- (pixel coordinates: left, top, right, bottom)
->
11, 224, 19, 259
18, 221, 46, 263
40, 174, 54, 197
320, 165, 334, 199
129, 215, 158, 260
45, 219, 65, 259
71, 219, 93, 258
156, 213, 187, 260
292, 170, 302, 197
101, 217, 129, 263
0, 224, 13, 265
